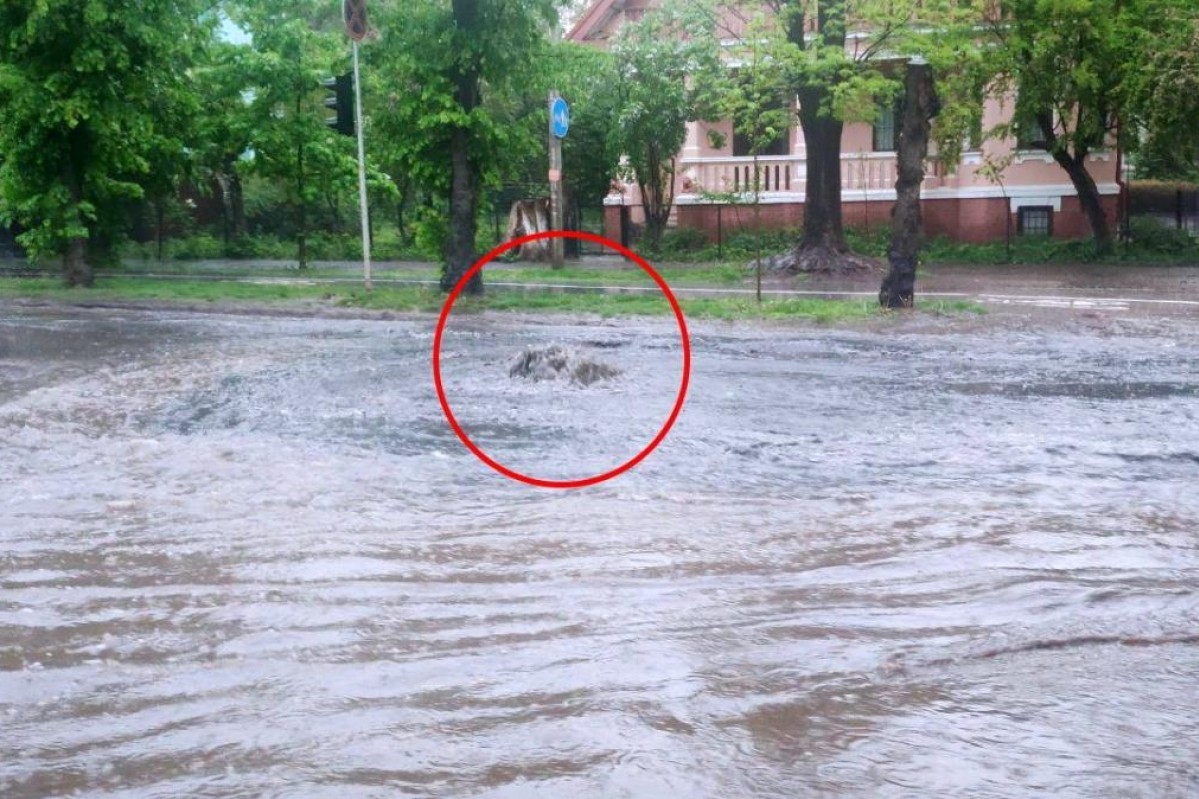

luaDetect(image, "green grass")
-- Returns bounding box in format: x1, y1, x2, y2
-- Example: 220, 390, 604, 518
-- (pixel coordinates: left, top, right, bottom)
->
486, 261, 746, 286
19, 255, 744, 287
341, 285, 891, 322
0, 275, 984, 322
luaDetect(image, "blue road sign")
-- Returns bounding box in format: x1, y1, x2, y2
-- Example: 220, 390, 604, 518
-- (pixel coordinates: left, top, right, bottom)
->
551, 96, 570, 139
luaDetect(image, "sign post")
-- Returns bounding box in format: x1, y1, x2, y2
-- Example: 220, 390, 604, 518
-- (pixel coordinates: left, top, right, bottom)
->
345, 0, 372, 291
549, 92, 569, 269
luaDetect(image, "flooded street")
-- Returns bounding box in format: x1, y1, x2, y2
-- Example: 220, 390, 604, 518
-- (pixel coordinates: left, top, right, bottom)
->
2, 304, 1198, 798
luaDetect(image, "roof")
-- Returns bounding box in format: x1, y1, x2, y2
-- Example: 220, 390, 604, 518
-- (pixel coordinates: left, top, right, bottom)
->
568, 0, 651, 43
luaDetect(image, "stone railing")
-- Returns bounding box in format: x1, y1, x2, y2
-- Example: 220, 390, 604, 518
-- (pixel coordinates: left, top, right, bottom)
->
679, 152, 936, 199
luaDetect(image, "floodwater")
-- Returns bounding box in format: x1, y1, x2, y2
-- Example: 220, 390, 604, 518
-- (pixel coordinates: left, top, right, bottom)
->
1, 305, 1198, 798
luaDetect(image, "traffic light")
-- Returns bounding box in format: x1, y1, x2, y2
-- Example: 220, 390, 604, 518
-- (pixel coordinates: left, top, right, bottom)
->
322, 73, 355, 137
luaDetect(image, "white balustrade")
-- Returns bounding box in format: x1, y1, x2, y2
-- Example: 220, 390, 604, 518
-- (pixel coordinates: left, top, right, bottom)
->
680, 152, 938, 199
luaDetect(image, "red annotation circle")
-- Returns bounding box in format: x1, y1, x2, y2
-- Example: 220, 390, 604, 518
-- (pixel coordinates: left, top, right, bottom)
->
432, 230, 691, 489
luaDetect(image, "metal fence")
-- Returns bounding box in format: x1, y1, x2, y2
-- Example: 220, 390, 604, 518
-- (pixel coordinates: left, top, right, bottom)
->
603, 203, 785, 257
1127, 185, 1199, 234
487, 187, 615, 258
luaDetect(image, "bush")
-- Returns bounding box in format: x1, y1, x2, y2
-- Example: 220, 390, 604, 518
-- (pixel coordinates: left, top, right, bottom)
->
1125, 216, 1198, 255
655, 227, 711, 255
166, 233, 225, 260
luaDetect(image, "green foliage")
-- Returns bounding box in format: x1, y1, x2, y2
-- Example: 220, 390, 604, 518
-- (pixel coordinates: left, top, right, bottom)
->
366, 0, 559, 289
548, 44, 624, 207
988, 0, 1124, 156
653, 227, 712, 257
609, 0, 725, 249
1125, 216, 1198, 254
1126, 4, 1199, 179
367, 1, 560, 195
226, 0, 362, 265
978, 0, 1199, 249
0, 0, 208, 281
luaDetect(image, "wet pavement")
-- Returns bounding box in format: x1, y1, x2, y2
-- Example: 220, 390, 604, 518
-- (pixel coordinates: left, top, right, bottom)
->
2, 304, 1198, 798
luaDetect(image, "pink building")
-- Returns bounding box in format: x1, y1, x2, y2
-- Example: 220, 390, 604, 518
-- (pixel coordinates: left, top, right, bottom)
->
569, 0, 1120, 245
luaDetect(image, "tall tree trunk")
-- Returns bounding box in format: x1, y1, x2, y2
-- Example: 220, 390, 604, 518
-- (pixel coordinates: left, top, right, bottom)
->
62, 128, 93, 287
1034, 108, 1113, 255
637, 148, 673, 252
777, 0, 873, 274
63, 236, 91, 288
295, 93, 308, 270
443, 125, 482, 293
227, 163, 247, 241
1054, 151, 1113, 255
155, 199, 165, 261
797, 89, 848, 255
441, 0, 484, 295
215, 175, 231, 247
880, 62, 939, 309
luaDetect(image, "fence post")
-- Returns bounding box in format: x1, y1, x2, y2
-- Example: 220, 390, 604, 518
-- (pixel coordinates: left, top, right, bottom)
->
1177, 189, 1184, 230
717, 205, 723, 259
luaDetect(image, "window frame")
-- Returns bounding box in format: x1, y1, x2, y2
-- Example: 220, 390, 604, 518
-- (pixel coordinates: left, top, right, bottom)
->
1016, 106, 1052, 151
873, 103, 897, 153
1017, 205, 1054, 237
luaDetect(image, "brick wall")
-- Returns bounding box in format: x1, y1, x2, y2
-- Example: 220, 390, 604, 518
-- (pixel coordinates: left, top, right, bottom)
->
643, 195, 1118, 244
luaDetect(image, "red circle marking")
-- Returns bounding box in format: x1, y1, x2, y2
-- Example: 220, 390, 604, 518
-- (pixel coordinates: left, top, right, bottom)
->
432, 230, 691, 489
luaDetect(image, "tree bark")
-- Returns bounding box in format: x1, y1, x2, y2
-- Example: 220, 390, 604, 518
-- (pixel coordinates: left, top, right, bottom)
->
774, 0, 874, 274
880, 62, 938, 309
441, 0, 484, 295
155, 199, 165, 261
1054, 151, 1113, 255
637, 150, 674, 252
796, 89, 849, 257
214, 156, 247, 247
443, 125, 483, 293
62, 134, 93, 287
228, 170, 247, 241
1034, 109, 1113, 255
63, 236, 91, 288
295, 92, 308, 270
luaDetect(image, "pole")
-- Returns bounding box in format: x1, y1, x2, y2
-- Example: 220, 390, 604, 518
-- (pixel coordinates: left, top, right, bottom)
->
352, 40, 372, 291
549, 90, 565, 269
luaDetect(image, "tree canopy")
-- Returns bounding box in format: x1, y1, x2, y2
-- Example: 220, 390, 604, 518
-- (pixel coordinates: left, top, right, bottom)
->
2, 0, 1198, 287
0, 0, 208, 285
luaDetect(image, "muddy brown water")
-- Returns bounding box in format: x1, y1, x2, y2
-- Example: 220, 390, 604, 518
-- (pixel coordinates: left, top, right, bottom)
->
1, 305, 1198, 798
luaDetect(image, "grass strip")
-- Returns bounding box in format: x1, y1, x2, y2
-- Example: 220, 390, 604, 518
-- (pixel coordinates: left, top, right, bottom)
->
0, 276, 984, 322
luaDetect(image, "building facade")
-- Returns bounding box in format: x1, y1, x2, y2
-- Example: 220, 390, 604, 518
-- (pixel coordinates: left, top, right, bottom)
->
569, 0, 1120, 245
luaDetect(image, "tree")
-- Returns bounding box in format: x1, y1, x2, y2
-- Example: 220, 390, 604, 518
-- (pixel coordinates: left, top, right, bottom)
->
879, 61, 939, 308
762, 0, 903, 273
721, 16, 793, 300
1125, 2, 1199, 180
228, 0, 356, 269
372, 0, 559, 295
550, 43, 623, 211
609, 1, 724, 252
0, 0, 207, 285
190, 39, 256, 251
884, 0, 1199, 256
879, 3, 988, 307
984, 0, 1142, 255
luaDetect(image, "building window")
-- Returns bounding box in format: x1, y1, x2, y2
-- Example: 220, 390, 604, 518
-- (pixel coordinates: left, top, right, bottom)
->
733, 127, 790, 157
1016, 106, 1051, 150
873, 104, 896, 152
1017, 206, 1053, 237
